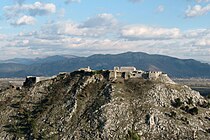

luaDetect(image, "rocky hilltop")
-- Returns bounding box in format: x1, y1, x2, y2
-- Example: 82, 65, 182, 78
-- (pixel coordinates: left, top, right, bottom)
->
0, 71, 210, 140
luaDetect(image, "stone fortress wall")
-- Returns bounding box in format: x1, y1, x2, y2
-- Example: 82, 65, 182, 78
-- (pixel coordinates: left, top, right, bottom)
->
109, 66, 167, 80
23, 66, 170, 87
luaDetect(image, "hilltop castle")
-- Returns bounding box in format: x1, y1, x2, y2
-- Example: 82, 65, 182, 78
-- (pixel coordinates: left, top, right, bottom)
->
77, 66, 168, 80
23, 66, 169, 87
109, 66, 167, 80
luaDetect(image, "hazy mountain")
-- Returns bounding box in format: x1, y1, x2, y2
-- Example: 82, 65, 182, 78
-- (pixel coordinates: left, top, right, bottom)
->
0, 52, 210, 78
0, 58, 36, 65
32, 55, 78, 65
0, 55, 78, 65
0, 63, 27, 73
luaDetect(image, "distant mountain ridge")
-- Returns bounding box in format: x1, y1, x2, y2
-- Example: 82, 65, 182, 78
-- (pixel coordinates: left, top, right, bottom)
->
0, 52, 210, 78
0, 55, 78, 65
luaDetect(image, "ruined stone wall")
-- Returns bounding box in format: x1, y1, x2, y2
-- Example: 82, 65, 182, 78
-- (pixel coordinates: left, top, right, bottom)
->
148, 72, 162, 79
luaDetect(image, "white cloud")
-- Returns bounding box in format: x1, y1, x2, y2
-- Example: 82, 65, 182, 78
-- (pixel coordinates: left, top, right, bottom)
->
184, 29, 210, 38
6, 38, 30, 47
44, 22, 84, 36
185, 4, 210, 17
42, 22, 114, 38
195, 0, 210, 3
121, 25, 181, 40
81, 13, 118, 28
65, 0, 81, 4
41, 13, 119, 37
1, 12, 210, 62
23, 2, 56, 16
2, 27, 210, 62
4, 2, 56, 19
22, 39, 30, 45
11, 15, 35, 26
4, 2, 56, 26
195, 39, 210, 46
0, 34, 6, 40
156, 5, 164, 13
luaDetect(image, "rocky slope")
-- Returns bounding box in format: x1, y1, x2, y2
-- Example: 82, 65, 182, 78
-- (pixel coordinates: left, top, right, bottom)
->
0, 71, 210, 140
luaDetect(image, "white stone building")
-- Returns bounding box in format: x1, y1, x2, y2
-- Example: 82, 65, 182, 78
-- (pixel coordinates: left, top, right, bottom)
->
148, 71, 163, 80
120, 66, 137, 72
109, 66, 143, 80
78, 66, 92, 72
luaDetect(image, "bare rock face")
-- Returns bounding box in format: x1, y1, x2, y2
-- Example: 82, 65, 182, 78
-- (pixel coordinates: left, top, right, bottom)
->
0, 71, 210, 140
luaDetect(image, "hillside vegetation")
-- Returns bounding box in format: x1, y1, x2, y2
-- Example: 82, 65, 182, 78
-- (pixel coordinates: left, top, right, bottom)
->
0, 71, 210, 139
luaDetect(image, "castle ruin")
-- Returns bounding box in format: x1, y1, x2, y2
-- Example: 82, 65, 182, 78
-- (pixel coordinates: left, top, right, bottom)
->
23, 76, 52, 87
78, 66, 92, 72
109, 66, 167, 80
23, 66, 170, 87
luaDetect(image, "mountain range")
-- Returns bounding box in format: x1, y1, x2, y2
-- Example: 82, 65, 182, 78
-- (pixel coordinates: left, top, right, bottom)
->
0, 52, 210, 78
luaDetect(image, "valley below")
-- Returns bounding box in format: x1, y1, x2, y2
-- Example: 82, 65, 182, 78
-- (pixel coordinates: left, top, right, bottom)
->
0, 78, 24, 91
174, 78, 210, 97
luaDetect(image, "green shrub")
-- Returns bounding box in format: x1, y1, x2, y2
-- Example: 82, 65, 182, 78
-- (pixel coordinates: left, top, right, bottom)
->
93, 70, 103, 74
180, 117, 189, 124
188, 107, 198, 115
171, 98, 183, 108
126, 130, 141, 140
170, 111, 176, 117
187, 97, 193, 105
180, 105, 189, 112
206, 94, 210, 99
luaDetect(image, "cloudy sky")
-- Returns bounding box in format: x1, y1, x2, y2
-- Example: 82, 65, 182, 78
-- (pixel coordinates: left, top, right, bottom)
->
0, 0, 210, 62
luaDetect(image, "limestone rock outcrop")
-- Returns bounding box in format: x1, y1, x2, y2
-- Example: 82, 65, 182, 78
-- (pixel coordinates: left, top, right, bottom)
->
0, 71, 210, 140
